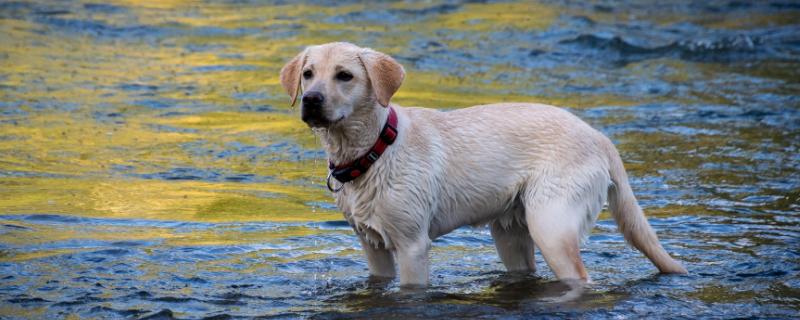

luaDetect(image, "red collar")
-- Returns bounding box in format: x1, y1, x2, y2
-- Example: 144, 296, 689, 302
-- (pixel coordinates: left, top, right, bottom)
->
327, 107, 398, 190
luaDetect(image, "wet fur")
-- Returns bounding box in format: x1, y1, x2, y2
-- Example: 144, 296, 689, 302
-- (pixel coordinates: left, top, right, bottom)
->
280, 42, 687, 287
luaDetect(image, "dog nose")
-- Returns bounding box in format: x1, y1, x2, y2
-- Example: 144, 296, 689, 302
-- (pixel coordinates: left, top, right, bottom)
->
302, 91, 324, 107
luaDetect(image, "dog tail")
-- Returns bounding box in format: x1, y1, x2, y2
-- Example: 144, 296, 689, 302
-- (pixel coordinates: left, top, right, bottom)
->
605, 143, 687, 274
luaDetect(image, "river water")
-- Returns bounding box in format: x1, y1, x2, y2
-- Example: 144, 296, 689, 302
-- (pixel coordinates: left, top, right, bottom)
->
1, 0, 798, 318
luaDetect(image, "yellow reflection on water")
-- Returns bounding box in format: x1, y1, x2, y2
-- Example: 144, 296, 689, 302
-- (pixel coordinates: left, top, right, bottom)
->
1, 0, 786, 227
0, 176, 339, 222
432, 2, 557, 32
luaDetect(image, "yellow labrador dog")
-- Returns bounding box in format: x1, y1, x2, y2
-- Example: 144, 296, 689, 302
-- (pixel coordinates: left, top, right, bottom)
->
280, 42, 687, 287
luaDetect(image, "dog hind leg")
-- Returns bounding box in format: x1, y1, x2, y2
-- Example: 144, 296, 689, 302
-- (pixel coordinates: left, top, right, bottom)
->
523, 198, 590, 281
490, 217, 536, 273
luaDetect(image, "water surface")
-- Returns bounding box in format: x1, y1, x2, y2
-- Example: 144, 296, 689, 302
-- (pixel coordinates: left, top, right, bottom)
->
1, 0, 799, 318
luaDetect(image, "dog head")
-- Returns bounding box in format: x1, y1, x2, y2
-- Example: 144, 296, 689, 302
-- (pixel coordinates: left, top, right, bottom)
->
280, 42, 405, 128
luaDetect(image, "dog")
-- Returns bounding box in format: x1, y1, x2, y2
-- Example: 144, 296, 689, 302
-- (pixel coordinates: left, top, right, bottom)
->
279, 42, 687, 287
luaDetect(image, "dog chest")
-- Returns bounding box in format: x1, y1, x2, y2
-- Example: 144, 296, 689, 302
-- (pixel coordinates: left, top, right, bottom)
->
335, 189, 397, 250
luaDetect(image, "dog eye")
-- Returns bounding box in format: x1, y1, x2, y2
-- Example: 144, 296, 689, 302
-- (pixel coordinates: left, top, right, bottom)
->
336, 71, 353, 82
303, 70, 313, 79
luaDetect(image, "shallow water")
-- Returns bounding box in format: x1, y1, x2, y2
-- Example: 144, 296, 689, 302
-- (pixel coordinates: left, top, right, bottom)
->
1, 0, 799, 318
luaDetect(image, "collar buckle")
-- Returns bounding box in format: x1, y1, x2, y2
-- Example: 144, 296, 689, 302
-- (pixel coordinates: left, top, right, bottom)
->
366, 151, 379, 162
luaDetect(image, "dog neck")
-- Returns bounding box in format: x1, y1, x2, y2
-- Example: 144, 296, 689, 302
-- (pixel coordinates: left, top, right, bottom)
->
315, 103, 390, 166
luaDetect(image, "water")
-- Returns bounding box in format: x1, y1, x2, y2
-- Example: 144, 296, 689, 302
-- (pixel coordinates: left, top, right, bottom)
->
1, 0, 799, 318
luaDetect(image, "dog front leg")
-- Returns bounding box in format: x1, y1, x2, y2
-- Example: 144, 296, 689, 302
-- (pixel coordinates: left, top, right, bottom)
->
395, 235, 431, 288
356, 234, 396, 279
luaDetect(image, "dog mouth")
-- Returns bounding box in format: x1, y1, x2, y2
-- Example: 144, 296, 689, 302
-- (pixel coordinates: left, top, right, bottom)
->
302, 113, 346, 128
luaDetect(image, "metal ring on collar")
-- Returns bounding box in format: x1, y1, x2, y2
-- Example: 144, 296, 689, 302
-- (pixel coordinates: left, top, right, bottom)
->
326, 171, 345, 193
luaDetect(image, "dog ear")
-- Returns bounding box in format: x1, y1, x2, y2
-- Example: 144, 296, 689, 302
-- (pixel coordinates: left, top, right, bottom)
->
279, 48, 308, 107
358, 49, 405, 107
